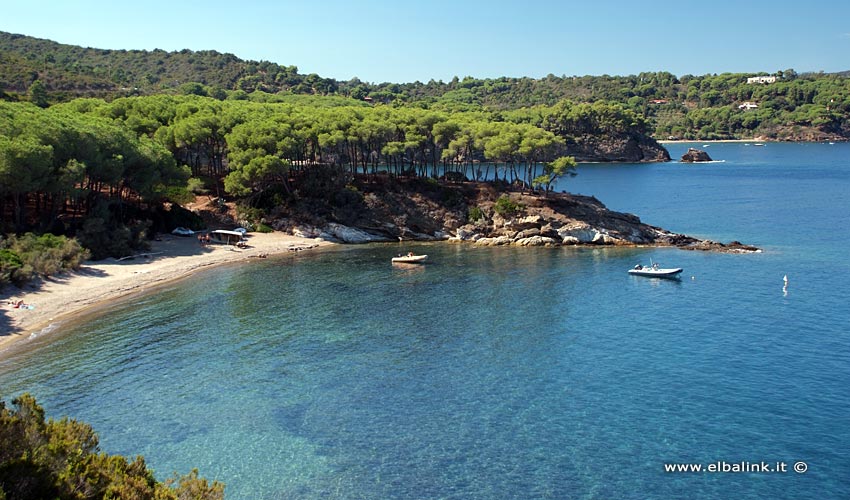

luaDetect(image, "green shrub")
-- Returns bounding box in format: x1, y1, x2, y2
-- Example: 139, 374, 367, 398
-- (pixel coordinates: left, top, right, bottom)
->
493, 195, 524, 217
236, 204, 267, 225
0, 394, 224, 499
0, 248, 23, 287
256, 223, 274, 233
0, 233, 90, 286
77, 217, 150, 261
187, 177, 208, 195
468, 206, 484, 222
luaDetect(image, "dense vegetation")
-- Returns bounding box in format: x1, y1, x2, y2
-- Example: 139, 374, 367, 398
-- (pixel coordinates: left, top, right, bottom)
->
0, 233, 88, 287
0, 394, 223, 499
1, 93, 639, 260
3, 31, 849, 141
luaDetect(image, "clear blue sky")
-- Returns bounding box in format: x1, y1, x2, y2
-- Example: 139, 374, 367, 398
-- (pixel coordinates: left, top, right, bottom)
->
2, 0, 849, 83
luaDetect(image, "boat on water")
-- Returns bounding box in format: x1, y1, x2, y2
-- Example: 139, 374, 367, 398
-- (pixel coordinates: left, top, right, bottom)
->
392, 253, 428, 264
628, 263, 683, 278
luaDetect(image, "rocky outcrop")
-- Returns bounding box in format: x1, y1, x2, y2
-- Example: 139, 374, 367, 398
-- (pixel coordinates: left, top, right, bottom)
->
273, 220, 391, 243
566, 133, 671, 162
680, 148, 713, 162
273, 177, 757, 253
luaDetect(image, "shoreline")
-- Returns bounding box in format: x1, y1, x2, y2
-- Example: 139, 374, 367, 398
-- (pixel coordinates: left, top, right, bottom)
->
657, 139, 768, 144
0, 232, 333, 356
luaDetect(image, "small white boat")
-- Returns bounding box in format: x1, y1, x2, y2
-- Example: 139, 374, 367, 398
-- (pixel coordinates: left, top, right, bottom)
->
628, 263, 683, 278
392, 254, 428, 264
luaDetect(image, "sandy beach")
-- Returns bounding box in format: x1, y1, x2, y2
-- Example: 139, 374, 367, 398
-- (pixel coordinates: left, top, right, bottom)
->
0, 232, 333, 354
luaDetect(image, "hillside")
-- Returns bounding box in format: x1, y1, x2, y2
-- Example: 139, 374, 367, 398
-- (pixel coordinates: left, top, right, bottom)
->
0, 31, 332, 99
2, 31, 849, 141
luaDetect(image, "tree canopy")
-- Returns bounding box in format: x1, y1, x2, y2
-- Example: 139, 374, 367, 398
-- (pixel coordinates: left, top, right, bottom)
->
3, 31, 848, 141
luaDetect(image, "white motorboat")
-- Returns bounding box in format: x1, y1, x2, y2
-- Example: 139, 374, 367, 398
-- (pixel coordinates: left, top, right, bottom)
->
392, 254, 428, 264
628, 263, 683, 278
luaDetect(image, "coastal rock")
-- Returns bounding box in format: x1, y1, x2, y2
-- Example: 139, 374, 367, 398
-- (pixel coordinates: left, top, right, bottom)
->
453, 227, 479, 241
272, 176, 758, 254
273, 220, 324, 239
591, 232, 620, 245
515, 228, 541, 239
324, 223, 389, 243
539, 223, 561, 238
475, 235, 513, 246
680, 148, 713, 162
515, 236, 558, 246
506, 215, 546, 230
557, 224, 600, 243
566, 133, 671, 162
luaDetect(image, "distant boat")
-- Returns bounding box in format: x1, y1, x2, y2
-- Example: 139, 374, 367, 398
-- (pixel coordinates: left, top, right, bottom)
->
392, 254, 428, 264
753, 143, 765, 147
628, 263, 683, 279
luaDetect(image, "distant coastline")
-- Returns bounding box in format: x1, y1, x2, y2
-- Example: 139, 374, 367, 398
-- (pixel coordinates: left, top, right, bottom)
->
658, 139, 764, 144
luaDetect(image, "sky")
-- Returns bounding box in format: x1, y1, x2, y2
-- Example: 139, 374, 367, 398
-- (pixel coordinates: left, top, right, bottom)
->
2, 0, 849, 84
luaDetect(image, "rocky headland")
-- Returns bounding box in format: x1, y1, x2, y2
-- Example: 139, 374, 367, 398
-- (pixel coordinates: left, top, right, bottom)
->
566, 133, 671, 162
264, 176, 758, 253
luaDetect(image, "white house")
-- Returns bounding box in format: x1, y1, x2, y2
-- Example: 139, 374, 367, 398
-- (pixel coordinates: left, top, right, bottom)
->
747, 76, 776, 84
738, 102, 759, 110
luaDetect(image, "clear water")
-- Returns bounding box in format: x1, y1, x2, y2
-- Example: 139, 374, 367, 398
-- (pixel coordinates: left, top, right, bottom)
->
2, 142, 849, 499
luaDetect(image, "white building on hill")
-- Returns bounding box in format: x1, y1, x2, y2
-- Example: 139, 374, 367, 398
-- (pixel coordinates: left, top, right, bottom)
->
747, 76, 776, 84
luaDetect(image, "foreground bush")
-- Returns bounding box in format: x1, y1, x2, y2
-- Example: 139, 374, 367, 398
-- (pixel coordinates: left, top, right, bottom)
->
493, 195, 525, 217
0, 394, 223, 500
0, 233, 89, 288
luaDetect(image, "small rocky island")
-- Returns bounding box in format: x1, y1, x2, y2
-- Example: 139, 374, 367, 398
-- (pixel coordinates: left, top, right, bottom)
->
258, 176, 758, 253
680, 148, 713, 162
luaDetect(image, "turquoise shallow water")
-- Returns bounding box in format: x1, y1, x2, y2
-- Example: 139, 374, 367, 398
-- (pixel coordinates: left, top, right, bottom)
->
1, 142, 849, 499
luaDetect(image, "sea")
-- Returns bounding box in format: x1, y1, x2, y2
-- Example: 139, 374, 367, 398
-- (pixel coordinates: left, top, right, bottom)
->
1, 142, 848, 499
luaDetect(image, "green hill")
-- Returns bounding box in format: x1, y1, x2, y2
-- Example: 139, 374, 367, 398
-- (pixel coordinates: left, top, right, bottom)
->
2, 30, 849, 141
0, 31, 323, 100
